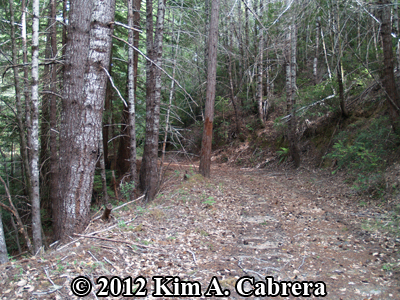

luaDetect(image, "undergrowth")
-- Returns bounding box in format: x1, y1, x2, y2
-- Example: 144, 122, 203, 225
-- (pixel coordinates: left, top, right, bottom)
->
326, 116, 399, 198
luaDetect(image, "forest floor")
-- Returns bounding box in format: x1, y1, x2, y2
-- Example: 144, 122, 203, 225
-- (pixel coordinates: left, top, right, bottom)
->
1, 159, 400, 299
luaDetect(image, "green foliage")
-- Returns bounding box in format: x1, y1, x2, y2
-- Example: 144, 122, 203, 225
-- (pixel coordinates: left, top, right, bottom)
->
326, 116, 398, 196
120, 181, 135, 201
215, 96, 230, 115
92, 170, 114, 201
277, 147, 290, 164
202, 196, 215, 206
329, 139, 381, 173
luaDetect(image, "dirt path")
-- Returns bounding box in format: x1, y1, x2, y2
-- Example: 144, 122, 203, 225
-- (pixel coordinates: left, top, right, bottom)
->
0, 162, 399, 299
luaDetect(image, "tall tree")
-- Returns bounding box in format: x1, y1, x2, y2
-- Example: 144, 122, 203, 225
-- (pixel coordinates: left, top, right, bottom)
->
31, 0, 42, 253
199, 0, 220, 178
127, 0, 141, 198
286, 20, 301, 168
55, 0, 116, 240
256, 0, 265, 125
49, 0, 59, 213
334, 0, 349, 118
378, 0, 400, 134
140, 0, 167, 200
8, 0, 34, 253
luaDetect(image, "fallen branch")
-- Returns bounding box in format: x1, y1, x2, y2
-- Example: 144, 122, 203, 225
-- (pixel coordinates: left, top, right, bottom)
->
187, 249, 197, 265
32, 286, 63, 296
73, 233, 162, 251
0, 175, 33, 253
112, 194, 145, 211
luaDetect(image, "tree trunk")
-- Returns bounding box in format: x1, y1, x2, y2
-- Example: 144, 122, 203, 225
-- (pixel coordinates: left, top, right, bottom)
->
337, 59, 349, 118
204, 0, 210, 71
49, 0, 59, 215
226, 2, 240, 133
56, 0, 116, 240
140, 0, 166, 201
9, 0, 35, 253
257, 0, 265, 125
334, 2, 348, 119
0, 211, 8, 264
99, 136, 108, 204
199, 0, 220, 178
160, 2, 183, 184
30, 0, 42, 253
22, 0, 32, 158
127, 0, 141, 198
286, 22, 301, 168
313, 19, 320, 85
379, 0, 400, 134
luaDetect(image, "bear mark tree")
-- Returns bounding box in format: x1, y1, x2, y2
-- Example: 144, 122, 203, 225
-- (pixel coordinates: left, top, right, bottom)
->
199, 0, 220, 178
55, 0, 116, 241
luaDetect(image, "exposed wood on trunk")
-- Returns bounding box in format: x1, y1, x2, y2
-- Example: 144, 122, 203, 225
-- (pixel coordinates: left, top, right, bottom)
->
199, 0, 220, 178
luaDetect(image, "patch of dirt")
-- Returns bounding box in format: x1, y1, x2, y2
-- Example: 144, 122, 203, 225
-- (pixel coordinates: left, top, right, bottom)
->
1, 160, 399, 299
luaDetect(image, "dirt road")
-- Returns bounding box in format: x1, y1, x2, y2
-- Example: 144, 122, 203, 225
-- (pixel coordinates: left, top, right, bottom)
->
1, 163, 399, 299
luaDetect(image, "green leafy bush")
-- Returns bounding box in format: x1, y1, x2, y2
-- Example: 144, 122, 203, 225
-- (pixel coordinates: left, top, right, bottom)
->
326, 116, 398, 197
120, 181, 135, 201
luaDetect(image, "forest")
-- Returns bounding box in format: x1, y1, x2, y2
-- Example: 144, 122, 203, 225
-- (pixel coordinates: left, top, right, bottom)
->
0, 0, 400, 291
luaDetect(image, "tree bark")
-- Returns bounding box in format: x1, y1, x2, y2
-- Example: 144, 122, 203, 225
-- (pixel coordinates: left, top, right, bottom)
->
257, 0, 265, 125
0, 211, 8, 264
127, 0, 141, 198
56, 0, 116, 240
49, 0, 59, 215
334, 2, 349, 119
31, 0, 42, 253
140, 0, 167, 201
313, 19, 320, 85
199, 0, 220, 178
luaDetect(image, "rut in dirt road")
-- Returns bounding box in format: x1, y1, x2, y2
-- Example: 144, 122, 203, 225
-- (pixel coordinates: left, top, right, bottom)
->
211, 165, 399, 299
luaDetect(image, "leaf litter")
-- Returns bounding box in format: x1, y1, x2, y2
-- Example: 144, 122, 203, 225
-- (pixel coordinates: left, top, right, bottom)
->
0, 160, 399, 299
